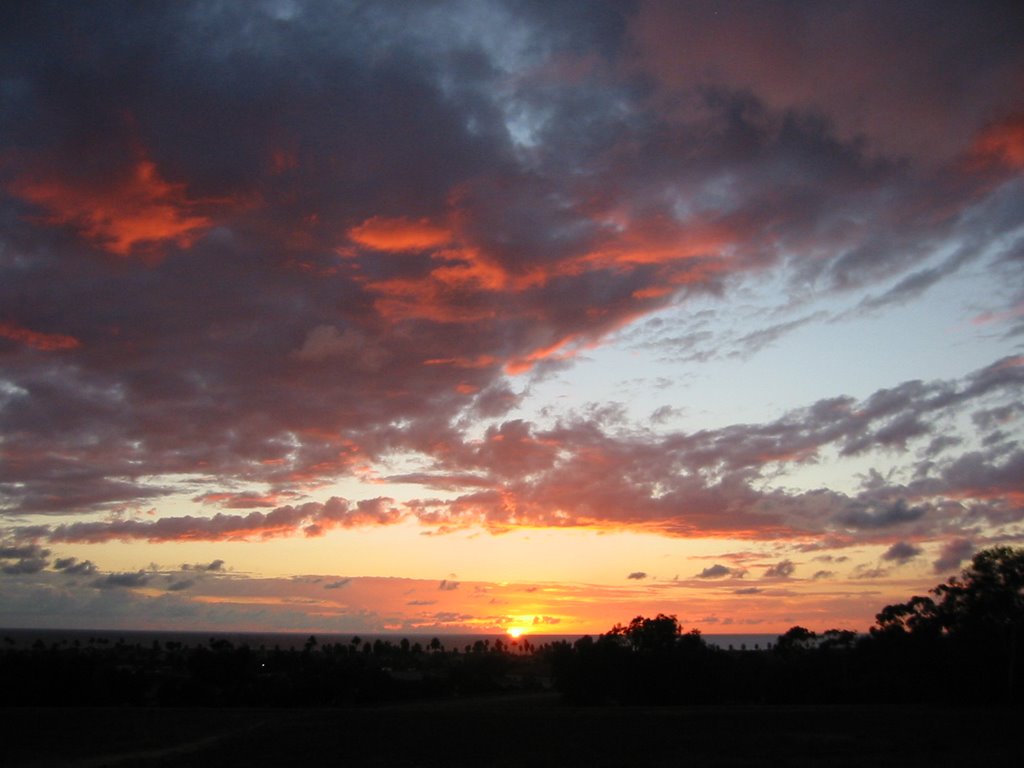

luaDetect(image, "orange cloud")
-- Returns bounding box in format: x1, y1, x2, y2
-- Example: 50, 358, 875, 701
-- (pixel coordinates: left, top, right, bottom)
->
429, 246, 509, 291
577, 212, 733, 269
423, 355, 498, 368
504, 334, 580, 375
504, 308, 650, 375
347, 215, 452, 251
361, 242, 517, 323
367, 277, 498, 323
0, 322, 81, 351
11, 158, 212, 257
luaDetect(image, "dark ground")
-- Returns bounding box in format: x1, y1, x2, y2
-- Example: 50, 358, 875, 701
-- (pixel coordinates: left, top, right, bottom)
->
2, 693, 1017, 768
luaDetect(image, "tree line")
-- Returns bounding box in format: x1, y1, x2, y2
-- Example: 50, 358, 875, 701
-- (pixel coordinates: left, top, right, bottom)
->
552, 546, 1023, 706
3, 547, 1021, 707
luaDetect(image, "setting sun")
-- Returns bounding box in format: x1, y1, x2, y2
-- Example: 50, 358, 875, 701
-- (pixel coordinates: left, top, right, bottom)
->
507, 628, 524, 639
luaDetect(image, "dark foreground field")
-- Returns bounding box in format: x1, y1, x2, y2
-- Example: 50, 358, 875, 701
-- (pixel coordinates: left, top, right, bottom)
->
2, 694, 1017, 768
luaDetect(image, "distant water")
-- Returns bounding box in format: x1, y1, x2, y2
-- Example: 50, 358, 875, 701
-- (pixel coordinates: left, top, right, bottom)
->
0, 627, 777, 651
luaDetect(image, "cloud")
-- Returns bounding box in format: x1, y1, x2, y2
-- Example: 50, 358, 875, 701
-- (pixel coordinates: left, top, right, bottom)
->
650, 405, 683, 424
0, 544, 47, 560
6, 352, 1021, 553
293, 326, 387, 370
933, 538, 975, 575
881, 542, 922, 564
627, 571, 647, 580
438, 579, 459, 591
734, 587, 762, 595
53, 557, 98, 576
0, 0, 1017, 538
38, 498, 401, 543
836, 499, 926, 530
0, 543, 50, 575
0, 1, 1022, 631
968, 113, 1024, 171
697, 564, 733, 579
93, 571, 150, 589
8, 156, 214, 257
630, 2, 1024, 164
763, 560, 795, 579
1, 557, 49, 575
0, 322, 81, 352
347, 216, 452, 252
851, 566, 889, 580
182, 559, 225, 572
324, 579, 351, 590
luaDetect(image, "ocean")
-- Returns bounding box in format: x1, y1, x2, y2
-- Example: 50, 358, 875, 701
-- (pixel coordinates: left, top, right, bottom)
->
0, 627, 778, 651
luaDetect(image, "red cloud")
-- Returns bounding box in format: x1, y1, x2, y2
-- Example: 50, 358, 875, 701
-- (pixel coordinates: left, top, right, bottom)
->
194, 492, 288, 509
47, 496, 403, 543
10, 158, 212, 257
347, 216, 452, 251
0, 322, 80, 351
367, 276, 499, 323
504, 334, 582, 375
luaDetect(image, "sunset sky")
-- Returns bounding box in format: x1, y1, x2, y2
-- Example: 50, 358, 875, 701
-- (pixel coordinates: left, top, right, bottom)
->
2, 1, 1024, 637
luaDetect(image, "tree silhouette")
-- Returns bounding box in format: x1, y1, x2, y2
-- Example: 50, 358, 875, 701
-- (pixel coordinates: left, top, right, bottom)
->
875, 547, 1024, 638
775, 626, 817, 653
609, 614, 685, 653
873, 546, 1024, 701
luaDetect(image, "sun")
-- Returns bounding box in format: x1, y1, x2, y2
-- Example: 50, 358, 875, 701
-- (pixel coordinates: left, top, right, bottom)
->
507, 627, 524, 639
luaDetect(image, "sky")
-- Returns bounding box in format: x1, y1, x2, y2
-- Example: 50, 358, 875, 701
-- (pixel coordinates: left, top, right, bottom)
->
2, 0, 1023, 638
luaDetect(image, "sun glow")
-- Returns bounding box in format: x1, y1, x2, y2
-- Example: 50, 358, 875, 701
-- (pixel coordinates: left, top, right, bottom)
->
507, 627, 524, 639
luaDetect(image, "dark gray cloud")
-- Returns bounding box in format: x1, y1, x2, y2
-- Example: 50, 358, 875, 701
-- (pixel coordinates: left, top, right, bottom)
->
627, 571, 647, 580
0, 543, 50, 574
697, 564, 733, 579
837, 500, 926, 530
53, 557, 97, 576
0, 543, 47, 559
933, 538, 975, 575
763, 560, 795, 579
93, 571, 150, 589
182, 559, 225, 572
881, 542, 923, 564
852, 565, 890, 580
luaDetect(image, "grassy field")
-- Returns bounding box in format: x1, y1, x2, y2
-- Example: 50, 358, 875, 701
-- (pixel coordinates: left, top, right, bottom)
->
3, 693, 1017, 767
